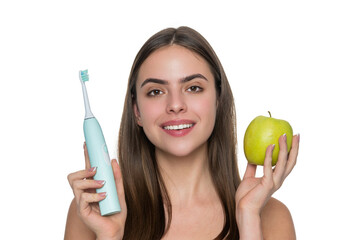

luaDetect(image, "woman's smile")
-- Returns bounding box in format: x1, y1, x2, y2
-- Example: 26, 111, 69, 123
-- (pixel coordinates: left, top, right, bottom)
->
160, 119, 196, 137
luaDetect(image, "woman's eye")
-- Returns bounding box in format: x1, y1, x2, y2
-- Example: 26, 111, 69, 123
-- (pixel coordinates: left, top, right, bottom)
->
147, 89, 163, 96
187, 86, 203, 92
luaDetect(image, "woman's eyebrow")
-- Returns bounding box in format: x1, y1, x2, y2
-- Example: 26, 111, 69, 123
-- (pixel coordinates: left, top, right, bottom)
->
181, 73, 208, 83
140, 78, 167, 88
140, 73, 208, 88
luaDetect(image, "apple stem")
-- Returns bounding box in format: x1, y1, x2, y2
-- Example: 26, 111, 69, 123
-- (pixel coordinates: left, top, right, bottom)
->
268, 111, 272, 118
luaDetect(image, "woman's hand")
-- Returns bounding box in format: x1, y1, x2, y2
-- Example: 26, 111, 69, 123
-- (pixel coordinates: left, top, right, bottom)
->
67, 143, 127, 240
235, 134, 300, 237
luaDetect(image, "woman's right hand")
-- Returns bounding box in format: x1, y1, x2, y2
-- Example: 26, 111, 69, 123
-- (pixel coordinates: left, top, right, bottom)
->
67, 143, 127, 240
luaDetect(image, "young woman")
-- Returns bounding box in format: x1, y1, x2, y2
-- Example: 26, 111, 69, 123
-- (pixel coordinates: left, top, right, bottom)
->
65, 26, 300, 240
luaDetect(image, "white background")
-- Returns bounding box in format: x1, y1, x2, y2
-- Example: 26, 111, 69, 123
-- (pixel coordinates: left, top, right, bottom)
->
1, 0, 359, 239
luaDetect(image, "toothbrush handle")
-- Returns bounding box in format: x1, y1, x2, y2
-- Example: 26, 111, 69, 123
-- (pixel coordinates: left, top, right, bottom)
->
83, 117, 121, 216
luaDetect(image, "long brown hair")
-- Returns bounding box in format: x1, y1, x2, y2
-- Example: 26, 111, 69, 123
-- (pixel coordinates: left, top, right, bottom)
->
118, 26, 240, 239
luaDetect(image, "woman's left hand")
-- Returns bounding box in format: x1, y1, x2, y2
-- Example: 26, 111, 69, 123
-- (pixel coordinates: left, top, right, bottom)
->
235, 133, 300, 219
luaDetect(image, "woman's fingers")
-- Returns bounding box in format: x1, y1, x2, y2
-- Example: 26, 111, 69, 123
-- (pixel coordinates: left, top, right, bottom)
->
68, 167, 99, 199
111, 159, 123, 195
243, 162, 257, 179
73, 179, 105, 190
111, 159, 127, 212
263, 144, 275, 181
72, 179, 105, 199
68, 167, 97, 187
285, 134, 300, 177
272, 133, 300, 188
78, 192, 107, 216
273, 134, 288, 186
84, 142, 91, 170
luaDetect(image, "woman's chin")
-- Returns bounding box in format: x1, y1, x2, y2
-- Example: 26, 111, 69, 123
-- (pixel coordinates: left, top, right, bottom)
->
155, 142, 208, 159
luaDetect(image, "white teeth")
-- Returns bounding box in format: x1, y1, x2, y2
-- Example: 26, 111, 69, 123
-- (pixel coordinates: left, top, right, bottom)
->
163, 124, 193, 130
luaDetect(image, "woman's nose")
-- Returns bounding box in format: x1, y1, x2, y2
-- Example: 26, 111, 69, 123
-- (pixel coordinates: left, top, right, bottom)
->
166, 92, 187, 114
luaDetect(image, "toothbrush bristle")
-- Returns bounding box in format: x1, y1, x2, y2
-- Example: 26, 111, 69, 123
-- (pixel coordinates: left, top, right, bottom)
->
80, 69, 89, 82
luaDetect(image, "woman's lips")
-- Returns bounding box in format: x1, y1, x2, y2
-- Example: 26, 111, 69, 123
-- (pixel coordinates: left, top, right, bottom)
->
161, 119, 196, 137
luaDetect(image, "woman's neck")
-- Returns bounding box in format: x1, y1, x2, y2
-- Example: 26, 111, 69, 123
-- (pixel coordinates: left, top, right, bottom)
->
155, 143, 217, 208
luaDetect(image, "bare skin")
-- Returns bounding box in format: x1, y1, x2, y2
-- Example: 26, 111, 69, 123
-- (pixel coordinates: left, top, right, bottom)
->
65, 189, 295, 240
65, 143, 297, 240
65, 45, 299, 240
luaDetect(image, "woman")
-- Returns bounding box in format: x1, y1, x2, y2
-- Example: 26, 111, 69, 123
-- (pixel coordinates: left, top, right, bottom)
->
65, 26, 300, 240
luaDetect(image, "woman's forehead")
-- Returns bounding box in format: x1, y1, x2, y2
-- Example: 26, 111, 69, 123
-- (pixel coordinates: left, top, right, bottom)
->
137, 45, 213, 85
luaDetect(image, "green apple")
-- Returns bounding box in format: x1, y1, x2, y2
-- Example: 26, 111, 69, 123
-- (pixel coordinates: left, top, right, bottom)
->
243, 112, 293, 166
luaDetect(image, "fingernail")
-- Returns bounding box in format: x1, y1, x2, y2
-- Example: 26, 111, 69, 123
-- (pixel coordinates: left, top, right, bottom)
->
88, 167, 97, 172
272, 144, 275, 151
83, 142, 86, 149
297, 133, 300, 142
99, 192, 107, 198
283, 133, 287, 140
96, 180, 105, 185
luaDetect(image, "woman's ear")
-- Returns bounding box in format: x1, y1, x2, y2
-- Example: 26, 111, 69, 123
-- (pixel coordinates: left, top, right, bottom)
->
133, 103, 143, 126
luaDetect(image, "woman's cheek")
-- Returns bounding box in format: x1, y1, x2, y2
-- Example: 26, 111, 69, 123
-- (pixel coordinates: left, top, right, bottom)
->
193, 96, 217, 118
139, 101, 162, 126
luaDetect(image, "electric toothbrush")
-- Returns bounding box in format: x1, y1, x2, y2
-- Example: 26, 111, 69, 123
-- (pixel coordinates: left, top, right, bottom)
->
79, 69, 121, 216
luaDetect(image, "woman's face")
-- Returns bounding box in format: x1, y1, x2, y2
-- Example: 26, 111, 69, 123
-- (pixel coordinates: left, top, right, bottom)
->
134, 45, 217, 158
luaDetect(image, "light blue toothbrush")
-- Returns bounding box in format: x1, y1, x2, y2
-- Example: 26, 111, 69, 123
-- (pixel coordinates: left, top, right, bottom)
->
79, 69, 121, 216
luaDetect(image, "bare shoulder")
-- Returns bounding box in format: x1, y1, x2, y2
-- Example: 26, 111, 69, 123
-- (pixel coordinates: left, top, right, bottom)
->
260, 197, 296, 240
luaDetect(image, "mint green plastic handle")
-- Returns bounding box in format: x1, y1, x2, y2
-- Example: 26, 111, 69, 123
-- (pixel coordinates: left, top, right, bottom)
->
84, 117, 121, 216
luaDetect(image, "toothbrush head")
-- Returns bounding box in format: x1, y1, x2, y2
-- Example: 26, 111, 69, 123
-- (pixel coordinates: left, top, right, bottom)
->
79, 69, 89, 82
